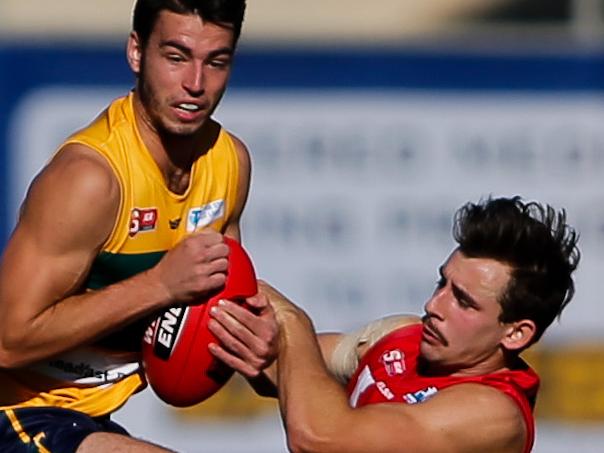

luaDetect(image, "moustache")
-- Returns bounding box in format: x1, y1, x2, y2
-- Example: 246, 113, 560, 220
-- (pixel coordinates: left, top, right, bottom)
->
421, 315, 448, 346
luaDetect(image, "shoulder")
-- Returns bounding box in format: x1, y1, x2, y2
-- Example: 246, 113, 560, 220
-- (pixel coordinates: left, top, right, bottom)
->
21, 143, 120, 240
221, 129, 251, 197
215, 123, 250, 166
40, 143, 119, 200
6, 144, 121, 258
205, 120, 251, 174
226, 131, 251, 170
422, 383, 528, 451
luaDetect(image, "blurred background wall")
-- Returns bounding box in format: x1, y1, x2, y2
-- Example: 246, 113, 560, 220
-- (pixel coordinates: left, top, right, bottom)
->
1, 1, 603, 452
1, 0, 597, 43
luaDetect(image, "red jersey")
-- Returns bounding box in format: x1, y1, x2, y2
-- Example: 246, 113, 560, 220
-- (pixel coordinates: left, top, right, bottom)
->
346, 324, 539, 453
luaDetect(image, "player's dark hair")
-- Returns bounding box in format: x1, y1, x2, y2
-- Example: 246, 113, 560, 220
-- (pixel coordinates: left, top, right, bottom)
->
132, 0, 246, 47
453, 196, 580, 344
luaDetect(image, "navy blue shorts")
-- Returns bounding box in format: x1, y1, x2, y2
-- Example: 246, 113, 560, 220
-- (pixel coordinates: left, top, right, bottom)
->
0, 407, 130, 453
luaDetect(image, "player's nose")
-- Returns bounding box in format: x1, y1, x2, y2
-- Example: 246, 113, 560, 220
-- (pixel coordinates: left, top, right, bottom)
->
424, 287, 448, 319
183, 61, 204, 95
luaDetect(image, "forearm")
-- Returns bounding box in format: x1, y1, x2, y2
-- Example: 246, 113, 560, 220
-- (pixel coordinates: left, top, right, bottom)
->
0, 268, 171, 367
277, 309, 354, 451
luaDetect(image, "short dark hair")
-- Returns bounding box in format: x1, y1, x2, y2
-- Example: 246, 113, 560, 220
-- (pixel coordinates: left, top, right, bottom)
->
132, 0, 246, 47
453, 196, 580, 344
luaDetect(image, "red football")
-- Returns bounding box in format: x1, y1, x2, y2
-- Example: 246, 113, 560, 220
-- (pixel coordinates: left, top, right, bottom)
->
142, 237, 258, 407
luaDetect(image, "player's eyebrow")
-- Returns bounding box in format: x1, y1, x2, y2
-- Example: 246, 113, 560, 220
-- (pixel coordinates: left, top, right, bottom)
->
207, 47, 234, 58
451, 283, 479, 307
439, 265, 479, 308
159, 40, 193, 56
160, 40, 234, 58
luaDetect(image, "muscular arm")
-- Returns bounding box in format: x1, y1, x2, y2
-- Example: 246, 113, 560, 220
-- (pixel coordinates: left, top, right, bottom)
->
277, 308, 527, 453
0, 144, 228, 367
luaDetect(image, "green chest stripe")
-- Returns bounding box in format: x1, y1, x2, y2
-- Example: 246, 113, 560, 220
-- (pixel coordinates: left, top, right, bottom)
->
87, 250, 167, 289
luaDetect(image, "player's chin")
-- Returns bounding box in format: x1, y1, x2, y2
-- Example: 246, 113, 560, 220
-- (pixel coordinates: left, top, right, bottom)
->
168, 123, 206, 137
162, 116, 208, 136
419, 339, 441, 360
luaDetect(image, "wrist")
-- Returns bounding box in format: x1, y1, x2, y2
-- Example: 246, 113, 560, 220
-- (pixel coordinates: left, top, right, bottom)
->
140, 267, 174, 308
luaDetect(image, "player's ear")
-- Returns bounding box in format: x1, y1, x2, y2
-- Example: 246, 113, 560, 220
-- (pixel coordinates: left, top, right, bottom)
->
501, 319, 536, 351
127, 31, 143, 74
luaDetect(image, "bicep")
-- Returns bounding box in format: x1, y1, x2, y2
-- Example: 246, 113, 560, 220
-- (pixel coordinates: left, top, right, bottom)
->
0, 147, 119, 327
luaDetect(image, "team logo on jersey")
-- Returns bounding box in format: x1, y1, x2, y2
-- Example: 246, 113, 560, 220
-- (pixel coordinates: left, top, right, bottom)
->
129, 208, 158, 237
403, 386, 438, 404
186, 200, 225, 232
380, 349, 406, 376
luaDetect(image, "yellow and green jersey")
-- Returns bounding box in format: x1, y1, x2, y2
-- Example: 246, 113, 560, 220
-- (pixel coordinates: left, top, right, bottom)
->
0, 92, 241, 417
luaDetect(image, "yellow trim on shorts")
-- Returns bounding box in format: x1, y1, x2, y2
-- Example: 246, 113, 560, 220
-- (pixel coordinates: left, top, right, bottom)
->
5, 409, 30, 443
5, 409, 51, 453
34, 432, 51, 453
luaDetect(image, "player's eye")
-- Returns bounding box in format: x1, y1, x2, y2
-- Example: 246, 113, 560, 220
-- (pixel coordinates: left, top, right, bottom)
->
452, 288, 476, 310
208, 58, 231, 69
457, 297, 471, 308
167, 53, 185, 63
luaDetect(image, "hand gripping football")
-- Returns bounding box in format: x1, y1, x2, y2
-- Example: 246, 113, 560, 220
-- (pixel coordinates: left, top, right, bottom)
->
142, 237, 257, 407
